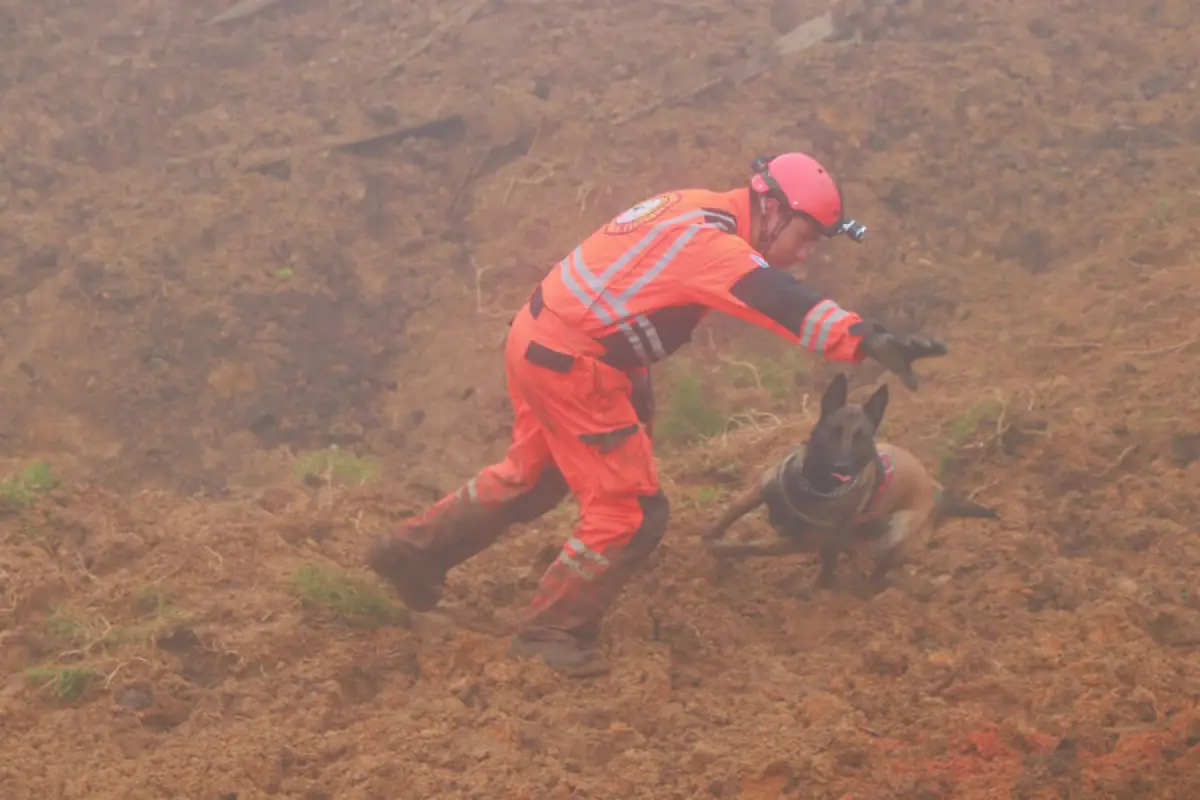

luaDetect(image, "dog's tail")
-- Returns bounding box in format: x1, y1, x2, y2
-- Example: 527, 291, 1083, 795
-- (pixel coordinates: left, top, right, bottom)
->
934, 487, 999, 520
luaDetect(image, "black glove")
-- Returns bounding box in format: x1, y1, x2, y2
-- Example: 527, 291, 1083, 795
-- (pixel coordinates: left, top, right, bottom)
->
629, 369, 656, 436
852, 320, 948, 390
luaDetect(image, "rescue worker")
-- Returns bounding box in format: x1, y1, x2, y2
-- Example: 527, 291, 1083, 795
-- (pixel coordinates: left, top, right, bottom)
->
367, 152, 948, 677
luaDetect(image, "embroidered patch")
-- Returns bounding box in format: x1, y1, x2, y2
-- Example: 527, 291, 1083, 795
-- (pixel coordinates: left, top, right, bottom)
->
604, 192, 681, 235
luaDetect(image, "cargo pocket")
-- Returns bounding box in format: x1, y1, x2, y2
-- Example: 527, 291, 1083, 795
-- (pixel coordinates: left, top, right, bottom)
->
577, 362, 658, 496
578, 424, 640, 455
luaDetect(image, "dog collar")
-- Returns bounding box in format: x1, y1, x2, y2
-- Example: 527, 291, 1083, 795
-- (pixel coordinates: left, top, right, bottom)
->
849, 452, 895, 525
772, 450, 879, 528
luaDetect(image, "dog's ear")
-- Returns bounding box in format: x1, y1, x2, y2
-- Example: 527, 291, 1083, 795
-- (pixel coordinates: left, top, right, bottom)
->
820, 373, 849, 421
862, 383, 889, 433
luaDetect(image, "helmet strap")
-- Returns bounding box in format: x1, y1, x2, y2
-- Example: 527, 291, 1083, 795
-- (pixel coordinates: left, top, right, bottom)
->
754, 194, 793, 257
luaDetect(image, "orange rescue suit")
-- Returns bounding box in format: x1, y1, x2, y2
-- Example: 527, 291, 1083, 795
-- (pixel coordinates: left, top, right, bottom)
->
458, 186, 870, 631
532, 187, 868, 370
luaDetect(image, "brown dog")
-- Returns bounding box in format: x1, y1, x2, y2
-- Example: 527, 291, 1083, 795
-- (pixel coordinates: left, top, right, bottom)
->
702, 372, 998, 591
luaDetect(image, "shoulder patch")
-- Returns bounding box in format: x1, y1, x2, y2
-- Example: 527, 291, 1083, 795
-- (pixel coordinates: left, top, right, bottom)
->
604, 191, 682, 235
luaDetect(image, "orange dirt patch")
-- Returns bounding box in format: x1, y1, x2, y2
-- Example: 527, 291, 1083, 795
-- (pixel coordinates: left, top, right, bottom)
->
1, 0, 1199, 797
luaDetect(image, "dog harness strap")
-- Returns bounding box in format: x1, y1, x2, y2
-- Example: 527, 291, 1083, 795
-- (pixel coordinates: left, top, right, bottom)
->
850, 452, 894, 524
764, 447, 878, 529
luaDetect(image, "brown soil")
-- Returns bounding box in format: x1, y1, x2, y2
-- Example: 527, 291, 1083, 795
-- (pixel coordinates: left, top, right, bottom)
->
2, 0, 1199, 797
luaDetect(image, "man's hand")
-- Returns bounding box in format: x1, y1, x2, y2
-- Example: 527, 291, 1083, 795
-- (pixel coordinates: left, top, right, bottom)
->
852, 320, 948, 390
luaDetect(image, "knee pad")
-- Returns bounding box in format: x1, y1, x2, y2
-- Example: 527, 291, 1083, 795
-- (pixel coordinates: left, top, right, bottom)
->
628, 490, 670, 558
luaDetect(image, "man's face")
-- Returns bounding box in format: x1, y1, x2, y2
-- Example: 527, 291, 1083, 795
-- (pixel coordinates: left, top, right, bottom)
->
762, 211, 823, 269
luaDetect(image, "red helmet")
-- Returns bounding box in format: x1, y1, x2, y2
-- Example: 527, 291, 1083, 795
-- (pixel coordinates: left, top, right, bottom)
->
749, 153, 866, 242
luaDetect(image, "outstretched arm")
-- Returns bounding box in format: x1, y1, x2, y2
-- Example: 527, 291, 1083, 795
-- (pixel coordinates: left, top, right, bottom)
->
682, 235, 868, 363
682, 233, 948, 388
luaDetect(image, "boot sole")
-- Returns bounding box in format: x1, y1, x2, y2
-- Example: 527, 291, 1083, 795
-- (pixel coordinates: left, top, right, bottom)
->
507, 636, 611, 679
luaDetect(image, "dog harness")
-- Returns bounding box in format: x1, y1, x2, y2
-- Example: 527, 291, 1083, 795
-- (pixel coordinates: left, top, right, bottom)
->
850, 451, 894, 524
761, 447, 895, 533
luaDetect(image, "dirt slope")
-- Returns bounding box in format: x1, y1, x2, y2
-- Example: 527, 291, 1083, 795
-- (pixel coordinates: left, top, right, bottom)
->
1, 0, 1198, 797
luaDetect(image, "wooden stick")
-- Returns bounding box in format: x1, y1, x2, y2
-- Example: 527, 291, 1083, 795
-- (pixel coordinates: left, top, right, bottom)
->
608, 9, 836, 126
205, 0, 289, 27
1123, 338, 1197, 357
382, 0, 490, 80
610, 76, 726, 126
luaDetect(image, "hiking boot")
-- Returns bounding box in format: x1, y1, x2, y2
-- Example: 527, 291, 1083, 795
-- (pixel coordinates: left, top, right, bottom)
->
508, 491, 669, 675
366, 532, 445, 613
367, 468, 570, 613
508, 627, 610, 678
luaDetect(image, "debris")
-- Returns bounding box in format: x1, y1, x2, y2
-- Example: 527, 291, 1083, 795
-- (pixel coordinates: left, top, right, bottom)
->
611, 8, 839, 125
446, 130, 537, 222
381, 0, 491, 80
204, 0, 291, 27
329, 115, 467, 157
245, 159, 291, 181
775, 10, 835, 55
611, 77, 728, 126
236, 115, 467, 177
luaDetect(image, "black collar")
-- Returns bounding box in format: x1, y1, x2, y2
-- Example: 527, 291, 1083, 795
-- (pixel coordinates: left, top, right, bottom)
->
777, 451, 886, 527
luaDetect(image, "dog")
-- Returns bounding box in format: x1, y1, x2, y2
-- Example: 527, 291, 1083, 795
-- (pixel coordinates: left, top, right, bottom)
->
701, 372, 998, 592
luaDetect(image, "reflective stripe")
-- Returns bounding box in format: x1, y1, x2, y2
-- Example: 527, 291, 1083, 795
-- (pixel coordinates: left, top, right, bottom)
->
597, 209, 711, 284
616, 224, 701, 304
636, 313, 668, 360
618, 320, 650, 363
800, 300, 836, 346
556, 209, 714, 321
558, 209, 724, 365
800, 299, 851, 354
567, 537, 609, 564
558, 536, 611, 581
702, 209, 738, 234
556, 214, 724, 364
813, 306, 849, 353
561, 250, 613, 321
561, 250, 657, 362
564, 210, 711, 310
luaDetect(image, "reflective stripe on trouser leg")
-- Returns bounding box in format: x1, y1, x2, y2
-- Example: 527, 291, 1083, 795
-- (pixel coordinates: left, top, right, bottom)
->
523, 491, 669, 636
406, 459, 568, 527
394, 382, 563, 555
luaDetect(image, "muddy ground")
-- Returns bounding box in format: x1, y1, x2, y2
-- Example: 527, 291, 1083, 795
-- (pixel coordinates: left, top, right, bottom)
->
1, 0, 1199, 797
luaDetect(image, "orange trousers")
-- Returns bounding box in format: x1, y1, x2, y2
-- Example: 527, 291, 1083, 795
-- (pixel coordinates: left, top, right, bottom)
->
404, 300, 667, 634
499, 309, 660, 532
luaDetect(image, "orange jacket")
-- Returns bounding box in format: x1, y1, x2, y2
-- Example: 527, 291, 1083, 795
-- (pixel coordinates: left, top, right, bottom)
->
525, 187, 868, 372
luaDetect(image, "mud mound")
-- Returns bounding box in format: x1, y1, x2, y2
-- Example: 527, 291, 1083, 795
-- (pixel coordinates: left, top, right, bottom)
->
2, 0, 1199, 797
